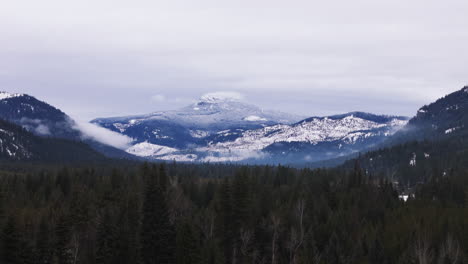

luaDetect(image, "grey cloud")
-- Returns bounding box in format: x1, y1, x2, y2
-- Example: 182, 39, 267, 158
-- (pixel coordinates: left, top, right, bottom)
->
35, 124, 51, 136
0, 0, 467, 120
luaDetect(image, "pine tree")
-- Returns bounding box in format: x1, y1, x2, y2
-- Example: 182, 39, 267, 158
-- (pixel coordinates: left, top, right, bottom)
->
140, 166, 175, 264
55, 213, 73, 264
116, 193, 140, 264
36, 217, 53, 264
127, 193, 141, 263
96, 209, 118, 264
176, 222, 201, 264
231, 169, 252, 263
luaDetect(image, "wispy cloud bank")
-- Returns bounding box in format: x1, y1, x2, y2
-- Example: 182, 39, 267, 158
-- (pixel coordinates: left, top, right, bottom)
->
72, 120, 134, 150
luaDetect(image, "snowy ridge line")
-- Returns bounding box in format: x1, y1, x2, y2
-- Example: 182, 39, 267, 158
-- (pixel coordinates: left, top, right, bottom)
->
0, 91, 24, 101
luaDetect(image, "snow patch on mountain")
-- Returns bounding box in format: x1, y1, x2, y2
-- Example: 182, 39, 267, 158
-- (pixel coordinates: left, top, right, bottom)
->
127, 142, 178, 157
409, 153, 417, 166
0, 128, 31, 158
126, 142, 198, 162
200, 91, 244, 102
445, 127, 459, 134
0, 92, 24, 101
189, 130, 210, 138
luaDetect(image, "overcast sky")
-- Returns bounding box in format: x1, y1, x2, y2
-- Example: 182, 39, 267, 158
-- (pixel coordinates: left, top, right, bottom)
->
1, 0, 467, 121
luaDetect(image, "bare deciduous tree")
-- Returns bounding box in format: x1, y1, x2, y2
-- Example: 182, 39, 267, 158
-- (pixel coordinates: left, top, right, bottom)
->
199, 208, 216, 241
287, 199, 305, 264
414, 235, 433, 264
240, 228, 253, 258
270, 214, 281, 264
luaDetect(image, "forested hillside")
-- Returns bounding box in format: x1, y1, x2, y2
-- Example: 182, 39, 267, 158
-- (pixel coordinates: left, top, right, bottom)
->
0, 162, 467, 264
0, 119, 105, 162
343, 87, 468, 183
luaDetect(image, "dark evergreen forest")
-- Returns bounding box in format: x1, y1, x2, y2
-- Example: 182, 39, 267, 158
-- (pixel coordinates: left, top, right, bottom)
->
0, 160, 467, 264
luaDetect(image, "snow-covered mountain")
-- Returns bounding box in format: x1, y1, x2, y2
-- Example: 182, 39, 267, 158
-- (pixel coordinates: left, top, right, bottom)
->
197, 112, 408, 163
93, 94, 408, 164
92, 94, 303, 149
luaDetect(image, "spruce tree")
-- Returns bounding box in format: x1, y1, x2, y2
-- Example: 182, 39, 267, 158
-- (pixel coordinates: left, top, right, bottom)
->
55, 213, 73, 264
2, 216, 21, 264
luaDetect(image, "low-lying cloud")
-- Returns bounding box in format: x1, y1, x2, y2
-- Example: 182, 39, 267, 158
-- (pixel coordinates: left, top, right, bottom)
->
19, 118, 52, 136
72, 120, 134, 150
35, 124, 51, 136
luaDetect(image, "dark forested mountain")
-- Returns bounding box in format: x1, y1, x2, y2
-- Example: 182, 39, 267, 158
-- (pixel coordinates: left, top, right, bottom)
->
0, 91, 133, 159
391, 86, 468, 142
0, 91, 79, 139
0, 119, 104, 162
343, 86, 468, 183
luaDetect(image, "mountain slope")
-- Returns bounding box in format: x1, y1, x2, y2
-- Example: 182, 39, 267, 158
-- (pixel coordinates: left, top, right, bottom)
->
343, 86, 468, 182
0, 91, 79, 139
0, 119, 105, 162
390, 86, 468, 142
196, 112, 408, 163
